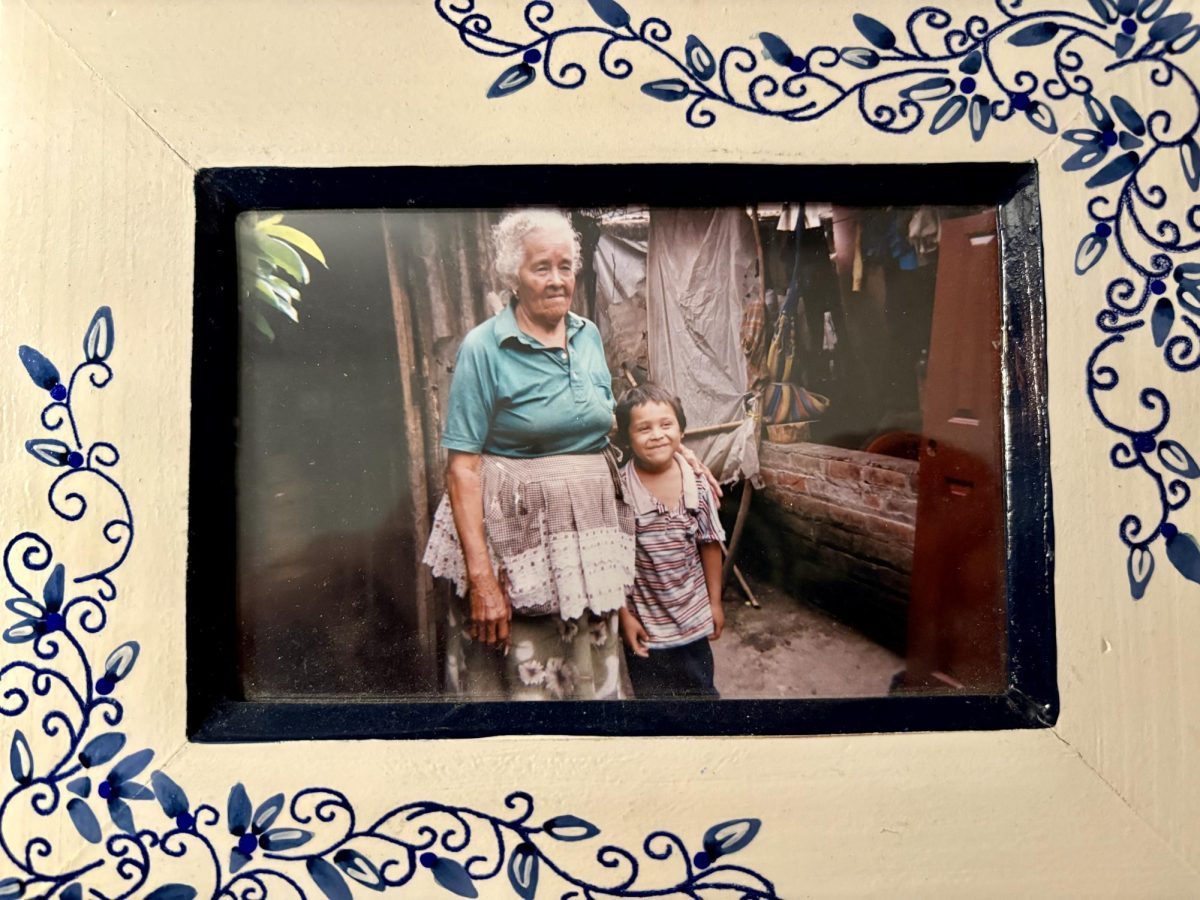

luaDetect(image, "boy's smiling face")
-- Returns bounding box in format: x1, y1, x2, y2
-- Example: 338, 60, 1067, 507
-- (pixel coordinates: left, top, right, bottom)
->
627, 400, 683, 471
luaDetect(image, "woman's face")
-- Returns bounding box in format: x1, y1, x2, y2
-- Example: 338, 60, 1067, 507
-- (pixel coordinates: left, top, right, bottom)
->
515, 229, 575, 325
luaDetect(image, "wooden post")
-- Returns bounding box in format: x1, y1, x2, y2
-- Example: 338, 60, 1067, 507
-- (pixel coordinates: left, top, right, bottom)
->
381, 214, 437, 678
721, 481, 755, 589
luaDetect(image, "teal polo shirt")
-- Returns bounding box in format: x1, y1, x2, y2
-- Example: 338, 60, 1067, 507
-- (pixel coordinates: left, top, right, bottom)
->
442, 302, 616, 457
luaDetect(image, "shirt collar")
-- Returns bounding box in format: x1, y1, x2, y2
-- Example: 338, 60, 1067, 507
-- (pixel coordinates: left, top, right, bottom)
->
496, 298, 586, 349
625, 454, 697, 515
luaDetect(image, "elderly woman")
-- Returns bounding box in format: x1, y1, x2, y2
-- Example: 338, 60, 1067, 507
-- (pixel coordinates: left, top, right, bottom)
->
423, 209, 635, 700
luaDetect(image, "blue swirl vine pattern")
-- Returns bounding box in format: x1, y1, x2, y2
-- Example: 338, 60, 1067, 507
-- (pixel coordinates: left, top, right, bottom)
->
439, 0, 1200, 598
0, 308, 777, 898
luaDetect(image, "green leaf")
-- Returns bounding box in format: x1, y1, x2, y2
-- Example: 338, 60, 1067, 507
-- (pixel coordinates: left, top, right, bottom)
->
256, 235, 310, 284
260, 223, 327, 267
252, 310, 276, 341
266, 274, 301, 302
255, 278, 299, 322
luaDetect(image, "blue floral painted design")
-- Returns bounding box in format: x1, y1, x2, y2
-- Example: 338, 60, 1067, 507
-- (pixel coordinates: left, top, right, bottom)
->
1, 308, 777, 898
442, 0, 1200, 600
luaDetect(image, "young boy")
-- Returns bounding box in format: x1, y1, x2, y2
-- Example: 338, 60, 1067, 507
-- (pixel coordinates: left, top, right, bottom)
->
615, 383, 726, 699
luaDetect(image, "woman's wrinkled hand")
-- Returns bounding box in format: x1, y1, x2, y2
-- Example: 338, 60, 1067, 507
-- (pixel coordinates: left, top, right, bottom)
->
678, 445, 723, 498
467, 571, 511, 649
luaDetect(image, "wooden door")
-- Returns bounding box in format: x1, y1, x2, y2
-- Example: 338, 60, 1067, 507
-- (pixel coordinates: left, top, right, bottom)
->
904, 211, 1007, 691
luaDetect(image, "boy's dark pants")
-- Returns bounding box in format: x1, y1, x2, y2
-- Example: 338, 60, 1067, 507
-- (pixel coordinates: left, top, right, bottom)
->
626, 638, 719, 699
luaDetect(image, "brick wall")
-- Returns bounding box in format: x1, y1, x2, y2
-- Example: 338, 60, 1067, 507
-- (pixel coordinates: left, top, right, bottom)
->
733, 442, 919, 651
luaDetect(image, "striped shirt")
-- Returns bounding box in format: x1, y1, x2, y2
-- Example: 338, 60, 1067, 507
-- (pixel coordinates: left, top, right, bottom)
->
620, 456, 726, 649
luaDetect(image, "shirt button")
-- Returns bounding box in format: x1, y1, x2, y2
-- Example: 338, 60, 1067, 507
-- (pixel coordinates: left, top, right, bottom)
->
560, 352, 567, 360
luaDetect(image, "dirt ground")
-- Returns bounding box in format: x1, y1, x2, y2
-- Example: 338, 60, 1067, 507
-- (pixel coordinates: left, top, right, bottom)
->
712, 575, 904, 699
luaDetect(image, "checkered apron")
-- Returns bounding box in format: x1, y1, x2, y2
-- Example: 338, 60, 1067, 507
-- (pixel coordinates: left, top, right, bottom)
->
423, 450, 635, 620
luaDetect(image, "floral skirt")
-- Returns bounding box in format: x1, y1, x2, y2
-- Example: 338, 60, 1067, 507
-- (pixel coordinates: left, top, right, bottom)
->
444, 601, 624, 700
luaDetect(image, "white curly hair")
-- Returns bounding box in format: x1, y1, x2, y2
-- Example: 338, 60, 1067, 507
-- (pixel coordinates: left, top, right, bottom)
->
492, 209, 582, 293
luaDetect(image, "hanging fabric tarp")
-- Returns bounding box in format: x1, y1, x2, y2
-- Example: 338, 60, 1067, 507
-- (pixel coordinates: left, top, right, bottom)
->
646, 208, 760, 485
592, 231, 649, 385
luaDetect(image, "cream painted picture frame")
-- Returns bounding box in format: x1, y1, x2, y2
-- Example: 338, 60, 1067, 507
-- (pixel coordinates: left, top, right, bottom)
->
2, 0, 1199, 897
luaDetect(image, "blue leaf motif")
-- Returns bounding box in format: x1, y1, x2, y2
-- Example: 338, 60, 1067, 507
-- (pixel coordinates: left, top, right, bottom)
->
62, 885, 81, 900
1074, 233, 1108, 274
150, 770, 189, 818
79, 732, 126, 769
757, 32, 794, 65
486, 63, 536, 100
1182, 139, 1200, 190
1083, 93, 1114, 130
1024, 101, 1057, 134
83, 306, 115, 362
1138, 0, 1172, 20
144, 887, 197, 900
0, 880, 21, 900
1089, 0, 1119, 23
24, 439, 69, 468
108, 796, 136, 833
43, 563, 64, 609
229, 848, 252, 875
544, 814, 601, 841
684, 35, 715, 81
1163, 525, 1200, 584
2, 621, 39, 644
507, 843, 539, 900
104, 640, 140, 682
260, 828, 313, 851
929, 95, 968, 135
1064, 142, 1108, 172
1149, 11, 1192, 41
1116, 32, 1135, 56
1110, 95, 1146, 135
431, 857, 479, 898
333, 849, 385, 891
641, 79, 690, 102
1118, 0, 1137, 14
17, 345, 60, 390
1009, 22, 1060, 45
1086, 151, 1139, 188
1168, 23, 1200, 53
969, 96, 991, 142
586, 0, 631, 29
307, 857, 353, 900
228, 783, 252, 834
120, 782, 153, 802
66, 777, 91, 798
1152, 297, 1175, 347
899, 77, 954, 101
853, 13, 896, 50
110, 748, 153, 783
841, 47, 879, 69
702, 818, 762, 862
252, 792, 285, 833
5, 599, 41, 621
1158, 440, 1200, 478
9, 731, 32, 785
1127, 546, 1154, 600
959, 51, 982, 74
67, 798, 102, 844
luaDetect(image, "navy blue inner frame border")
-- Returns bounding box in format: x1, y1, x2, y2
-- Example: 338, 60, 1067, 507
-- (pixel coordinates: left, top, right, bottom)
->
187, 163, 1056, 741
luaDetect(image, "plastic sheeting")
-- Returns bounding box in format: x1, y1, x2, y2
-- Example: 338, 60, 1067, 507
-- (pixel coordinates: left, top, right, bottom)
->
646, 209, 760, 485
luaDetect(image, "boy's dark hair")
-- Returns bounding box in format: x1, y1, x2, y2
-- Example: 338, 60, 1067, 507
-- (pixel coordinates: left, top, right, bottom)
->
615, 382, 687, 444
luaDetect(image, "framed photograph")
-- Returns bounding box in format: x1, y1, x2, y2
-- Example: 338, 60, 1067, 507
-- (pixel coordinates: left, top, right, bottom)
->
187, 163, 1053, 742
2, 1, 1198, 896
